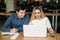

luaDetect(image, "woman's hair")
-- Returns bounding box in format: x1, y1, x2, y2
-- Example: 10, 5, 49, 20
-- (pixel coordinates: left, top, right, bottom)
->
30, 6, 46, 22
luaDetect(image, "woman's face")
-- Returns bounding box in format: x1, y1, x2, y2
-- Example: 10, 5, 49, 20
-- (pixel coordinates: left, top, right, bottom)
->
34, 9, 41, 19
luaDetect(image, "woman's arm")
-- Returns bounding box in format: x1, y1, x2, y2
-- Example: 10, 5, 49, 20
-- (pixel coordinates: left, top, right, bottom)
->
46, 17, 54, 33
48, 28, 54, 33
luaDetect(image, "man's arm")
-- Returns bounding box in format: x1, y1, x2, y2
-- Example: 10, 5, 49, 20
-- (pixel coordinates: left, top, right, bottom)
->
2, 15, 13, 32
16, 14, 29, 32
23, 14, 29, 24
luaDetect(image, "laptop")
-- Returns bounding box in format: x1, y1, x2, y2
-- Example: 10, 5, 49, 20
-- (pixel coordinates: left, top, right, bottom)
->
23, 25, 47, 37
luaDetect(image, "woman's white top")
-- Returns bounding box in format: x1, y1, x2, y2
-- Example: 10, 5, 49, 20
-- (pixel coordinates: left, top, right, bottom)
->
29, 17, 52, 29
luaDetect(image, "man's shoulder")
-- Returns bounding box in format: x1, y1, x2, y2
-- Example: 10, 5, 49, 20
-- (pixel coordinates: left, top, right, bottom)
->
8, 13, 17, 18
11, 13, 16, 15
25, 14, 29, 17
10, 13, 17, 16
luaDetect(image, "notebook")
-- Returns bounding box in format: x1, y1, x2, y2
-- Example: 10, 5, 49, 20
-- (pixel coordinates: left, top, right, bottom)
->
2, 32, 20, 40
1, 32, 15, 35
23, 25, 47, 37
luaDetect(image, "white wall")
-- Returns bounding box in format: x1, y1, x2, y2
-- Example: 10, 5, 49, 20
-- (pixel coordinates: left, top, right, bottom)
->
6, 0, 15, 12
46, 0, 50, 2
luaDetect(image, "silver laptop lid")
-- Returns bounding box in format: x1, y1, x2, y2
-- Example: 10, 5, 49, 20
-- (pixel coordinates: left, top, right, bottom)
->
23, 25, 47, 37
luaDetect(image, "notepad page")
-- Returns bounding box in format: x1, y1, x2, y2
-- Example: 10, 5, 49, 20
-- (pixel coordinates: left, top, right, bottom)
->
10, 33, 20, 40
1, 32, 15, 35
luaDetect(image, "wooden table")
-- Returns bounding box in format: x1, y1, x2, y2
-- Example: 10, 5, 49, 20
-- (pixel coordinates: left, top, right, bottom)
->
1, 32, 60, 40
56, 33, 60, 40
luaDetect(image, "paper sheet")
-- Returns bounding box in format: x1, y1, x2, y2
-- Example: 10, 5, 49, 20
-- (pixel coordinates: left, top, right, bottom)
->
10, 33, 20, 40
1, 32, 15, 35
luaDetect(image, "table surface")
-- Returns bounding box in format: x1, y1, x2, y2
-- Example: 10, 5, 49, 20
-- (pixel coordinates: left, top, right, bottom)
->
1, 32, 60, 40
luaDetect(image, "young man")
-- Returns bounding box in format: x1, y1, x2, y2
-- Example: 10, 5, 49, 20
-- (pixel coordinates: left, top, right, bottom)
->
2, 7, 29, 33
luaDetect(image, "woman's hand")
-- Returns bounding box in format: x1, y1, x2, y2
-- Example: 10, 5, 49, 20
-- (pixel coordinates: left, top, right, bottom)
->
10, 28, 18, 33
49, 28, 55, 37
49, 28, 54, 33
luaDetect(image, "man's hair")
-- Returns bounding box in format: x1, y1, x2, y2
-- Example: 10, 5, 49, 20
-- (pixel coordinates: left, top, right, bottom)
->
16, 6, 25, 12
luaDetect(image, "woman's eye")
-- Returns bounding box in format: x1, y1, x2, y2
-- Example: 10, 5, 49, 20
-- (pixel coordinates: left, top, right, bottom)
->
37, 12, 40, 14
38, 13, 40, 14
34, 13, 36, 14
35, 12, 40, 14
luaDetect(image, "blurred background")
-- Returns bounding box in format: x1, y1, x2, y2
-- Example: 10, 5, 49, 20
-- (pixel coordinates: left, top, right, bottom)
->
0, 0, 60, 33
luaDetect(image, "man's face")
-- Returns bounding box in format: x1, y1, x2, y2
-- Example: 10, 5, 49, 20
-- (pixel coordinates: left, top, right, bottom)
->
16, 10, 26, 18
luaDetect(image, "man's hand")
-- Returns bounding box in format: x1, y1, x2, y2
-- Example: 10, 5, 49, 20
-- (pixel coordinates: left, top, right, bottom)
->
10, 28, 18, 33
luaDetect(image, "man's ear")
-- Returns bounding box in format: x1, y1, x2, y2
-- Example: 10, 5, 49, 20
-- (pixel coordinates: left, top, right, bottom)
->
16, 11, 18, 14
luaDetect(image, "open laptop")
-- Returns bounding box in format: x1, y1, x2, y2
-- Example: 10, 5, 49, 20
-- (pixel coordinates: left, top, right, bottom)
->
23, 25, 47, 37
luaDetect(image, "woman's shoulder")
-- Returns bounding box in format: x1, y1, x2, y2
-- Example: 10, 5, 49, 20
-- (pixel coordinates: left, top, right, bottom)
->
43, 17, 50, 21
43, 17, 49, 20
30, 17, 49, 22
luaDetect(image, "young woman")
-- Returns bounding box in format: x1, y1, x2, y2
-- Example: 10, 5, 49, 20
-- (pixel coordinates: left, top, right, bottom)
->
29, 7, 54, 33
